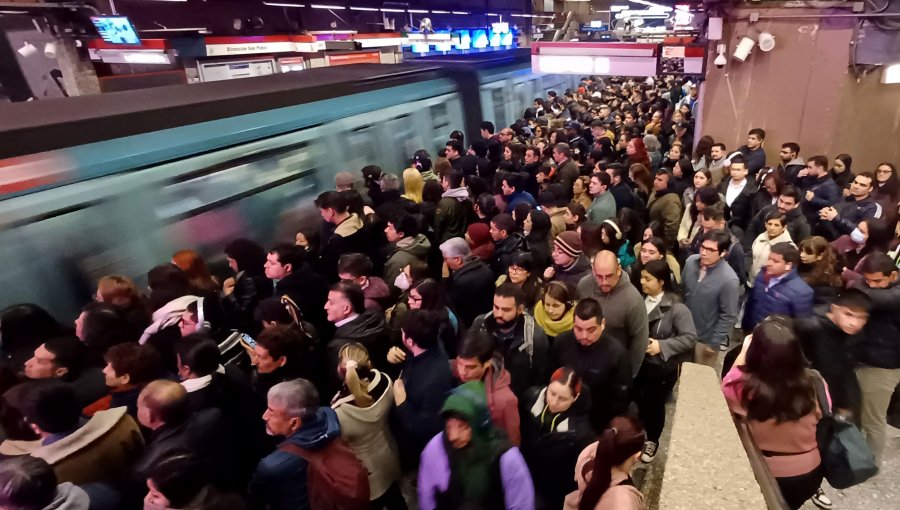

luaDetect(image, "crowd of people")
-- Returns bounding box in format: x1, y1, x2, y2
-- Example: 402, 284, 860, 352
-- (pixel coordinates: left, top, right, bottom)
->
1, 75, 899, 510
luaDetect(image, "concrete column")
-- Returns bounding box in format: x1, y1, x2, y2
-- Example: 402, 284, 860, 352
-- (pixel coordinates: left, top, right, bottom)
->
56, 38, 100, 97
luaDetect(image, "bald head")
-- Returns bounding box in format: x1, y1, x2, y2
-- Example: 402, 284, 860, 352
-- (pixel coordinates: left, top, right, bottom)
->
138, 380, 189, 430
593, 250, 622, 293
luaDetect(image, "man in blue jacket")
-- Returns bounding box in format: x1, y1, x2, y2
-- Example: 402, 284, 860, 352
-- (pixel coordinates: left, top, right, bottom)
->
249, 379, 341, 510
818, 172, 883, 241
799, 155, 841, 229
501, 173, 536, 213
742, 243, 814, 332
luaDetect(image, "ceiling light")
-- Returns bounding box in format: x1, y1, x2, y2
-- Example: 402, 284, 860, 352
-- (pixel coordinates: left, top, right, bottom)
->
349, 6, 378, 11
263, 1, 304, 6
451, 12, 470, 15
431, 10, 450, 14
310, 4, 345, 9
381, 8, 405, 12
408, 9, 429, 14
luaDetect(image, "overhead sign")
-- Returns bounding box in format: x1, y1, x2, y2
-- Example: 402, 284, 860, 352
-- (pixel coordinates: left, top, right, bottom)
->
325, 51, 382, 66
530, 42, 659, 76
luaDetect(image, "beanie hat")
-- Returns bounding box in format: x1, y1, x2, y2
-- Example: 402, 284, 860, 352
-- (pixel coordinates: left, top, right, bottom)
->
467, 223, 491, 246
554, 231, 583, 258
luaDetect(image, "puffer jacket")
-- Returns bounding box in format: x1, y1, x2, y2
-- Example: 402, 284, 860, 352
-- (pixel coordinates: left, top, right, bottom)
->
742, 269, 814, 330
383, 234, 431, 287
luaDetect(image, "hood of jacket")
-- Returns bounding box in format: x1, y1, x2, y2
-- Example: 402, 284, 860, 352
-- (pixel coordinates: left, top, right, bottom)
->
485, 355, 513, 392
442, 187, 470, 202
141, 294, 200, 343
395, 234, 431, 258
331, 370, 392, 424
45, 483, 90, 510
334, 213, 363, 238
364, 276, 391, 300
527, 385, 590, 431
335, 311, 385, 340
288, 406, 341, 451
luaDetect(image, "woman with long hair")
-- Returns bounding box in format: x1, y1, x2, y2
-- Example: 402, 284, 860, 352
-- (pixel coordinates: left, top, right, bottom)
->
534, 282, 576, 342
681, 167, 714, 210
752, 170, 784, 219
831, 217, 885, 272
692, 135, 714, 173
565, 201, 588, 232
332, 343, 405, 509
496, 252, 544, 311
874, 162, 899, 203
580, 222, 605, 261
466, 223, 494, 262
722, 316, 826, 509
564, 415, 646, 510
598, 219, 635, 269
572, 176, 593, 211
223, 238, 273, 334
633, 260, 697, 462
643, 135, 663, 172
402, 167, 424, 204
628, 163, 653, 204
407, 278, 460, 356
678, 186, 720, 252
522, 367, 595, 509
171, 250, 219, 295
798, 236, 842, 305
671, 158, 695, 198
831, 154, 854, 191
631, 236, 682, 288
96, 275, 151, 336
626, 137, 651, 169
525, 210, 553, 270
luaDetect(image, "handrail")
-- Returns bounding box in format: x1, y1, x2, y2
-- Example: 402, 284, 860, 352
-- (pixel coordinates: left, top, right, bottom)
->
733, 418, 791, 510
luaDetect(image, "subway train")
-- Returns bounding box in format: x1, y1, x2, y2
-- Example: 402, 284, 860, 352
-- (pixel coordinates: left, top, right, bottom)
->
0, 49, 578, 319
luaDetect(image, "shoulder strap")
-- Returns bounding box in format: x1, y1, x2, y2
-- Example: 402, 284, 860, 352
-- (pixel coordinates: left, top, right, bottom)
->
808, 369, 832, 417
278, 441, 316, 461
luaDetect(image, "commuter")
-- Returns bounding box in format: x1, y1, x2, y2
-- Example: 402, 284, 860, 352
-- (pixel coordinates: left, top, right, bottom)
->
564, 416, 646, 510
586, 172, 616, 225
682, 230, 740, 364
222, 238, 273, 334
392, 309, 455, 464
469, 282, 550, 396
534, 281, 576, 342
417, 381, 534, 510
831, 153, 854, 190
670, 158, 695, 199
798, 236, 843, 305
264, 243, 328, 330
324, 282, 388, 388
540, 189, 568, 241
374, 173, 418, 224
435, 168, 474, 244
25, 381, 144, 486
572, 175, 593, 211
23, 337, 105, 409
171, 249, 219, 296
383, 213, 431, 290
718, 154, 757, 236
689, 203, 748, 286
708, 143, 728, 184
831, 217, 880, 271
553, 143, 580, 192
496, 252, 544, 311
521, 367, 595, 509
576, 251, 649, 378
552, 299, 631, 432
633, 260, 697, 463
524, 209, 553, 270
565, 121, 591, 159
522, 147, 545, 196
751, 170, 783, 219
501, 172, 536, 213
597, 219, 636, 269
745, 242, 814, 331
604, 164, 635, 211
145, 451, 248, 510
331, 343, 405, 509
632, 236, 681, 287
466, 222, 495, 262
74, 302, 135, 367
83, 342, 161, 419
403, 164, 426, 202
440, 237, 495, 329
647, 169, 682, 249
0, 456, 90, 510
777, 142, 806, 185
250, 324, 312, 403
489, 213, 529, 277
851, 253, 900, 467
174, 334, 234, 413
453, 331, 520, 446
873, 162, 899, 203
722, 316, 825, 509
818, 172, 882, 241
316, 190, 372, 282
800, 155, 841, 230
748, 210, 795, 285
337, 253, 391, 314
249, 379, 350, 510
544, 231, 592, 288
744, 185, 810, 252
736, 128, 768, 178
94, 275, 150, 339
142, 264, 198, 345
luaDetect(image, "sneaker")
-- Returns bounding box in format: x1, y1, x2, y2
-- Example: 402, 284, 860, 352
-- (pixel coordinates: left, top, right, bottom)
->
640, 441, 658, 463
811, 488, 832, 509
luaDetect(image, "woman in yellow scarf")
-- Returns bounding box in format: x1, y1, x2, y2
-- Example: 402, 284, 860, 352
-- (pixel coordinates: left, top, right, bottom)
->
534, 281, 575, 342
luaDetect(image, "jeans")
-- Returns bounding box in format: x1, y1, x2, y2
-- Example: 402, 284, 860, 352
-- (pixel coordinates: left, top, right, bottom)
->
776, 465, 823, 510
633, 363, 679, 442
856, 365, 900, 467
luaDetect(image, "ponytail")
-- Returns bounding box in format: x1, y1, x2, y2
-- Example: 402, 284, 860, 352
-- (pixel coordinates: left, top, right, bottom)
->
338, 343, 374, 408
579, 416, 645, 510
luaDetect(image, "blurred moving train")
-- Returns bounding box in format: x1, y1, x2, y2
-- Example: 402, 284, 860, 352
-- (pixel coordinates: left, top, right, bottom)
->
0, 49, 577, 318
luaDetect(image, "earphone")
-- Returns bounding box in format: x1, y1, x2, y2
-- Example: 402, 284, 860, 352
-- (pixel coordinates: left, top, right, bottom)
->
603, 219, 623, 240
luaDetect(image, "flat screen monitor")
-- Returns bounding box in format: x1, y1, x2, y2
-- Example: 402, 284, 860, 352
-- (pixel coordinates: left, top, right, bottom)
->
91, 16, 141, 45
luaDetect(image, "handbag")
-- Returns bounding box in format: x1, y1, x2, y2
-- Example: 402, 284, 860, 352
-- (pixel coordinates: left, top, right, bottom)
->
810, 370, 878, 489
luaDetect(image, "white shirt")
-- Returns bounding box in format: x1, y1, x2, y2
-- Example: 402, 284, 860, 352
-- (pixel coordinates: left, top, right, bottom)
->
180, 374, 212, 393
335, 314, 360, 328
725, 179, 747, 206
645, 293, 663, 315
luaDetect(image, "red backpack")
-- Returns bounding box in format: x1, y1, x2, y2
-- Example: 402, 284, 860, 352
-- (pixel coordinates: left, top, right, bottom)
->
279, 439, 370, 510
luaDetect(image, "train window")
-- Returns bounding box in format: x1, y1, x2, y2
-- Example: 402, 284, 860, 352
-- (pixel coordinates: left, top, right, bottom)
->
492, 88, 506, 130
430, 102, 450, 132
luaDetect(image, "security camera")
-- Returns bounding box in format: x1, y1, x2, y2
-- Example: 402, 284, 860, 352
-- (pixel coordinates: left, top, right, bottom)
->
44, 42, 57, 59
714, 44, 727, 69
758, 32, 775, 52
17, 41, 37, 58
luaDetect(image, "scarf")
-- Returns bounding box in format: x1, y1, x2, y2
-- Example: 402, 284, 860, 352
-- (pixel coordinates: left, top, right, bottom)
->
534, 300, 575, 338
441, 382, 509, 504
442, 187, 470, 202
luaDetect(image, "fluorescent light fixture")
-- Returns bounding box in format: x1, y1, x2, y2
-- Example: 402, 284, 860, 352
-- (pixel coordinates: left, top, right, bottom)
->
882, 63, 900, 84
510, 14, 530, 18
310, 4, 345, 9
381, 8, 405, 12
451, 11, 470, 15
264, 1, 305, 6
431, 10, 450, 14
349, 6, 379, 11
408, 9, 429, 14
123, 52, 171, 64
487, 13, 500, 16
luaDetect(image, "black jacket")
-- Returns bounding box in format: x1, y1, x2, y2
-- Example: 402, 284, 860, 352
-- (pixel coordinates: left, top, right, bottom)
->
491, 233, 530, 277
470, 313, 550, 397
222, 272, 273, 334
609, 182, 636, 211
801, 174, 841, 227
274, 263, 328, 330
796, 314, 861, 413
718, 179, 758, 234
374, 190, 419, 225
328, 311, 389, 387
552, 331, 631, 432
446, 257, 496, 329
521, 161, 544, 197
320, 218, 372, 282
744, 205, 811, 255
819, 196, 882, 241
852, 282, 900, 369
393, 347, 455, 458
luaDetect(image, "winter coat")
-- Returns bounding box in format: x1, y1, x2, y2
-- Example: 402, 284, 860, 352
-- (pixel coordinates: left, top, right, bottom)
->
521, 386, 595, 509
418, 434, 534, 510
779, 158, 806, 186
361, 277, 392, 314
852, 281, 900, 369
742, 269, 814, 331
551, 255, 592, 289
575, 271, 649, 378
470, 313, 550, 397
321, 213, 371, 282
609, 182, 636, 211
504, 190, 537, 214
140, 295, 200, 344
718, 179, 757, 234
452, 357, 521, 445
749, 229, 795, 286
647, 189, 683, 249
796, 314, 862, 413
492, 233, 530, 277
328, 312, 389, 385
737, 145, 767, 178
681, 255, 740, 348
555, 159, 580, 193
248, 407, 342, 510
374, 191, 419, 225
222, 271, 273, 334
548, 208, 568, 242
820, 196, 882, 240
447, 256, 496, 329
31, 407, 144, 486
383, 234, 431, 288
435, 188, 474, 244
394, 348, 456, 456
563, 443, 644, 510
801, 174, 841, 226
552, 331, 631, 431
587, 193, 617, 225
274, 262, 329, 329
744, 205, 810, 253
332, 370, 401, 500
641, 293, 697, 373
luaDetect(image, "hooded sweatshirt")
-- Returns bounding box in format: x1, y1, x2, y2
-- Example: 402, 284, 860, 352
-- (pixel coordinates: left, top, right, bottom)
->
467, 223, 495, 261
452, 357, 521, 445
361, 276, 391, 314
248, 407, 342, 510
140, 295, 200, 344
45, 483, 90, 510
384, 234, 431, 287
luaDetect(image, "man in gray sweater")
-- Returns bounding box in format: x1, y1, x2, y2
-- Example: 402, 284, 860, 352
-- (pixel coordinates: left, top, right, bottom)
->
682, 230, 741, 367
576, 251, 649, 377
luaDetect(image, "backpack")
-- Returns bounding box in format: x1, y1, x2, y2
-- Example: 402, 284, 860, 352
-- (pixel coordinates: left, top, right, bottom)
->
811, 370, 878, 489
279, 439, 370, 510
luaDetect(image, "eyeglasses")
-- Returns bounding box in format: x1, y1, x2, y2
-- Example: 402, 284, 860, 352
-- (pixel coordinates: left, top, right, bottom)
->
877, 168, 893, 174
509, 266, 528, 274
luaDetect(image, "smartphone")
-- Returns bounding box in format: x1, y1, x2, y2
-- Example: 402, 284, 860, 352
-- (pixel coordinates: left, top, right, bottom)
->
240, 333, 257, 349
